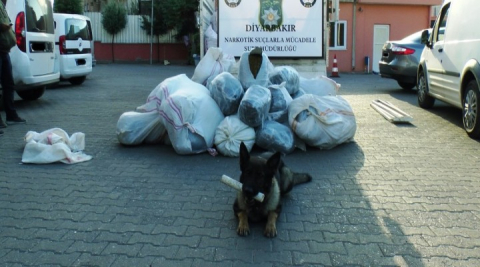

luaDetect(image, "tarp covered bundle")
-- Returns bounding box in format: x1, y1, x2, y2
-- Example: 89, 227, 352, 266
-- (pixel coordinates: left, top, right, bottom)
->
116, 47, 355, 156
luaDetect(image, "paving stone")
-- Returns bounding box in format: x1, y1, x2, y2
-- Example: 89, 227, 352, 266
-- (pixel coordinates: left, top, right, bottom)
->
1, 65, 480, 266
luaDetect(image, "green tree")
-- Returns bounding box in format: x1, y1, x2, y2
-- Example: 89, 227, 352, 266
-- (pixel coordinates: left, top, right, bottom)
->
140, 0, 171, 62
53, 0, 83, 14
101, 1, 128, 63
141, 0, 199, 63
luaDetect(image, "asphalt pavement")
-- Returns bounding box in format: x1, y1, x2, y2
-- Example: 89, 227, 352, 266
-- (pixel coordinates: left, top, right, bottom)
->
1, 64, 479, 267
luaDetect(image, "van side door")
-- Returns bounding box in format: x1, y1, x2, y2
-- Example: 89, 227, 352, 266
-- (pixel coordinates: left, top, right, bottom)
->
424, 3, 450, 98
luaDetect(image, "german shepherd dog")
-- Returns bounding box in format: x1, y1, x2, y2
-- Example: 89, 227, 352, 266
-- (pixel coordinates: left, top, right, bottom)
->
233, 142, 312, 237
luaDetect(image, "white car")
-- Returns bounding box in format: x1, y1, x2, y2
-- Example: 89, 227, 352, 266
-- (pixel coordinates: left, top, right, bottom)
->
53, 13, 93, 85
417, 0, 480, 138
5, 0, 59, 100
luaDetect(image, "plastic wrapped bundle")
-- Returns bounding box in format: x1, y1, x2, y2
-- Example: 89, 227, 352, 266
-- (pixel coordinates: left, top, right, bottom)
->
268, 83, 291, 112
292, 88, 306, 99
116, 111, 164, 145
238, 85, 271, 128
299, 76, 340, 96
214, 115, 256, 157
288, 94, 357, 149
269, 66, 300, 95
267, 83, 292, 123
209, 72, 245, 116
255, 120, 295, 154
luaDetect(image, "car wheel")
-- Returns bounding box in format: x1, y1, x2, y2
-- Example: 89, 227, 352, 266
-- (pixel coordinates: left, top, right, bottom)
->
463, 80, 480, 138
16, 86, 46, 101
397, 81, 416, 90
417, 70, 435, 108
69, 76, 86, 85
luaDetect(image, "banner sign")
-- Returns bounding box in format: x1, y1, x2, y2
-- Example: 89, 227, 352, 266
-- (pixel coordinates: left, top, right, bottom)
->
218, 0, 323, 58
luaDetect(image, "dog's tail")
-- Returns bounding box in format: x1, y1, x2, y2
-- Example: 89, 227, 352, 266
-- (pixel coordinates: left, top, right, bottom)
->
292, 172, 312, 186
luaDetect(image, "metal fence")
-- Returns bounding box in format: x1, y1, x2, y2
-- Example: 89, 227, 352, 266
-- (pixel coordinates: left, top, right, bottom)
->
85, 12, 178, 44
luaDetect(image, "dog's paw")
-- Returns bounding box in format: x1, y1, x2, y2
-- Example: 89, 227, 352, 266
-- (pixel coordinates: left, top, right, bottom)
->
237, 223, 250, 236
264, 224, 277, 238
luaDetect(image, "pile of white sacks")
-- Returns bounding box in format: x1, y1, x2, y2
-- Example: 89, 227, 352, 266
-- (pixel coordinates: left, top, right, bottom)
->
116, 47, 357, 156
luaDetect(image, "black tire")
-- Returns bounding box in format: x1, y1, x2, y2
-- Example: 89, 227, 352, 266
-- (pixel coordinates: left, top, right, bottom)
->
462, 80, 480, 138
417, 70, 435, 108
397, 81, 416, 90
16, 86, 46, 101
69, 76, 86, 85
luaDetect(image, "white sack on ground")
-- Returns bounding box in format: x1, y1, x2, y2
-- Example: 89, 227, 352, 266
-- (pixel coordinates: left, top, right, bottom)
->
159, 87, 224, 155
237, 50, 273, 90
269, 66, 300, 95
255, 120, 295, 154
136, 74, 210, 113
208, 72, 244, 116
214, 115, 256, 157
116, 111, 164, 145
191, 47, 236, 85
22, 128, 92, 164
300, 76, 340, 96
238, 85, 271, 128
288, 94, 357, 149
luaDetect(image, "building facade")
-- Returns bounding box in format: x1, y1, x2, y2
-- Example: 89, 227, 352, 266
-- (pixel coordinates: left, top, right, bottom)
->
328, 0, 442, 73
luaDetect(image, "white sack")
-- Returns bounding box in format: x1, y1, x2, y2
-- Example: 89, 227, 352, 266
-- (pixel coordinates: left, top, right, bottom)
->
288, 94, 357, 149
204, 25, 218, 53
160, 87, 224, 155
22, 128, 92, 164
137, 74, 210, 113
237, 50, 273, 90
116, 111, 164, 145
214, 115, 255, 157
300, 76, 340, 96
24, 128, 85, 151
191, 47, 236, 85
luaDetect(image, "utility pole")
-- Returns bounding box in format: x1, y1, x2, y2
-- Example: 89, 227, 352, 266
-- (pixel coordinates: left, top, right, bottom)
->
150, 0, 153, 64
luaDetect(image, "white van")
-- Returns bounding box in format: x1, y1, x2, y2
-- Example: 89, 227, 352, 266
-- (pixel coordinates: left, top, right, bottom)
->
417, 0, 480, 138
53, 13, 93, 85
5, 0, 59, 100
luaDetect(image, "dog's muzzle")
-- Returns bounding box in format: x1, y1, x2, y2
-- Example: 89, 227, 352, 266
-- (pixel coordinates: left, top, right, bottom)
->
242, 185, 259, 205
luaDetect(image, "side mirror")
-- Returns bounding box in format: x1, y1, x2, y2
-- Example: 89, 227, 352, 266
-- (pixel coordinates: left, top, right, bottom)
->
421, 30, 431, 47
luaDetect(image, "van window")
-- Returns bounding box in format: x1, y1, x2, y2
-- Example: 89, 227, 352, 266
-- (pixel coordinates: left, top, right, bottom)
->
25, 0, 54, 33
65, 19, 92, 41
435, 3, 449, 42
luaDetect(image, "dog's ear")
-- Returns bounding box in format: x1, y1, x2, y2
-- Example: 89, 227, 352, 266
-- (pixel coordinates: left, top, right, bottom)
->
239, 142, 250, 172
266, 151, 282, 172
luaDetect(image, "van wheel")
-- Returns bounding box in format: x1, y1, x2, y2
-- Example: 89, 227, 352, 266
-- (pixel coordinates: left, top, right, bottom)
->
16, 86, 46, 101
417, 70, 435, 108
463, 80, 480, 138
397, 81, 416, 90
69, 76, 86, 85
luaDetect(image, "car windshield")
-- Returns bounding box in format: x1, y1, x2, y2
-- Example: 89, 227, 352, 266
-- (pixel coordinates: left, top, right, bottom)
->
25, 0, 54, 33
